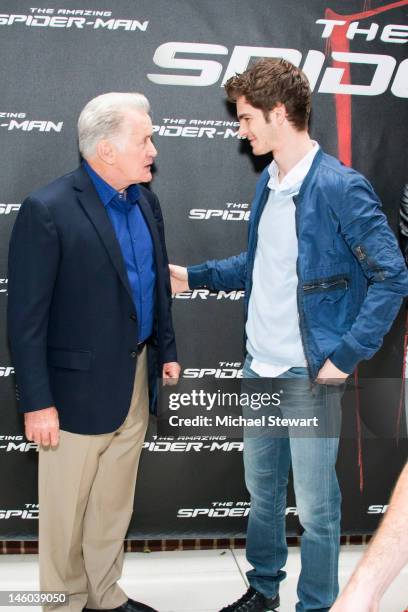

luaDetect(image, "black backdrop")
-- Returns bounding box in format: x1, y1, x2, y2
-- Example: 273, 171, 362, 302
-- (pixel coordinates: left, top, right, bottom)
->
0, 0, 407, 539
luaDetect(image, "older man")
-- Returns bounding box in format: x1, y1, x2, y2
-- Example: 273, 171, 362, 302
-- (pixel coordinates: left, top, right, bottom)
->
8, 92, 179, 612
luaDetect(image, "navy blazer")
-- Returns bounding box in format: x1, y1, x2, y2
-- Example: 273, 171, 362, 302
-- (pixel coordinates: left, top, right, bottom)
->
7, 166, 177, 434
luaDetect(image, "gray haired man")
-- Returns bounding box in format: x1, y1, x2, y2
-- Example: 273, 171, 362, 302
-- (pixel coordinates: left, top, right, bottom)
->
8, 92, 180, 611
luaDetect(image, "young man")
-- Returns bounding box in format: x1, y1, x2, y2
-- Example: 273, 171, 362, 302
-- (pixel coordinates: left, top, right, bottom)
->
8, 92, 179, 612
170, 59, 408, 612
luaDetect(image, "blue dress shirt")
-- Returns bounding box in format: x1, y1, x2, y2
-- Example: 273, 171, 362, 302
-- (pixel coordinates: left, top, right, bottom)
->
83, 161, 156, 342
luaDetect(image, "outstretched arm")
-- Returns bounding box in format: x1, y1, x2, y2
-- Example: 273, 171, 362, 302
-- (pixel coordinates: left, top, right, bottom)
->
169, 252, 248, 295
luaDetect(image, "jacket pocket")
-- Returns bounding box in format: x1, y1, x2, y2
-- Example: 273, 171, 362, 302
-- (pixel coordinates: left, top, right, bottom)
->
303, 275, 350, 301
47, 348, 92, 371
302, 273, 353, 350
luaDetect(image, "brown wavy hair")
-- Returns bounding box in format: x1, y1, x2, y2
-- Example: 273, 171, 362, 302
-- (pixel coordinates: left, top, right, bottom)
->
225, 58, 311, 131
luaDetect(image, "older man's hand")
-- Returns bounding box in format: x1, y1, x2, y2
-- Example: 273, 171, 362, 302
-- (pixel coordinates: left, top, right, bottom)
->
163, 361, 181, 386
24, 407, 60, 448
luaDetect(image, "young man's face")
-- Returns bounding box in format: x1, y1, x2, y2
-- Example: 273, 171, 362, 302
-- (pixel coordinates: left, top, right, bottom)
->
236, 96, 276, 155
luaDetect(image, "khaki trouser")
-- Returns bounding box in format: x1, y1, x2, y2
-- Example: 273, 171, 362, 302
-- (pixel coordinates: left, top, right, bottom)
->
39, 348, 149, 611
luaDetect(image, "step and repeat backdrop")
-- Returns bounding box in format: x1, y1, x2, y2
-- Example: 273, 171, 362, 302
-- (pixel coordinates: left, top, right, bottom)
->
0, 0, 407, 539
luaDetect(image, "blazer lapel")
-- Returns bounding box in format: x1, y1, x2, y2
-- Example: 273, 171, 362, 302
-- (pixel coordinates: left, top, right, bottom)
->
72, 167, 134, 303
137, 192, 163, 267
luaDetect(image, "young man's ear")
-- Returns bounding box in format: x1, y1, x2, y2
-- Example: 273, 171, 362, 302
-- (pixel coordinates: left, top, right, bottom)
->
270, 103, 287, 125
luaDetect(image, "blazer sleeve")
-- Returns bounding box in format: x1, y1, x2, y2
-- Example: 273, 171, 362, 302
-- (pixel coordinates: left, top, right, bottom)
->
7, 196, 60, 412
151, 193, 178, 364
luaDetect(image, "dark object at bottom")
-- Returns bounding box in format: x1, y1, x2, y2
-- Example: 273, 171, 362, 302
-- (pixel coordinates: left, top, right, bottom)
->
219, 587, 280, 611
84, 597, 158, 612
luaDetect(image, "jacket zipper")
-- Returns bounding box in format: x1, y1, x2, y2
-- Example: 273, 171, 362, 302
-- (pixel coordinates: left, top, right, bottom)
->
244, 184, 270, 347
354, 245, 366, 261
294, 195, 316, 379
303, 278, 349, 292
246, 185, 270, 303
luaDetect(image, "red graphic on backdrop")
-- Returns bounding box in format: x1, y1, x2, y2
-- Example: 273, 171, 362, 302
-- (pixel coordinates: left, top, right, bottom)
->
324, 0, 408, 490
324, 0, 408, 166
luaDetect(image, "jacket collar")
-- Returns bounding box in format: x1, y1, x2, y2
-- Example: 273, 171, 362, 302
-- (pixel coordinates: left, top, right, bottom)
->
259, 147, 324, 204
295, 147, 324, 203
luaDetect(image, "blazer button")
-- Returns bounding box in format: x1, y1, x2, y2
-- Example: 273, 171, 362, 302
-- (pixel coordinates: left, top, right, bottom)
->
130, 351, 137, 359
130, 313, 137, 321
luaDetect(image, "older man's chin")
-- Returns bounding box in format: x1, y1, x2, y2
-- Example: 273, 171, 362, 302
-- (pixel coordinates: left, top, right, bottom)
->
142, 168, 153, 182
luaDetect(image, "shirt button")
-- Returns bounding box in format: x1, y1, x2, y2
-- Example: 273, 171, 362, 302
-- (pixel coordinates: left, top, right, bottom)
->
130, 351, 137, 359
130, 313, 137, 321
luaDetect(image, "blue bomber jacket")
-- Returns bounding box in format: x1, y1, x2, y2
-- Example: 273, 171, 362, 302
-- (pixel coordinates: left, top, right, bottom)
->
188, 149, 408, 379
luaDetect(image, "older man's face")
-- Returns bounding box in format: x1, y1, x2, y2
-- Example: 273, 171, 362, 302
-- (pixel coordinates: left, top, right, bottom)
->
115, 110, 157, 185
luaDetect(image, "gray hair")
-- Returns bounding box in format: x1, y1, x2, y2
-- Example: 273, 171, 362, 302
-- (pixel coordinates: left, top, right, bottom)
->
78, 92, 150, 158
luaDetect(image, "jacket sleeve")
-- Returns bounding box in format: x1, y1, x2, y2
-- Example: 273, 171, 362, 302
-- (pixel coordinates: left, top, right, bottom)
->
329, 174, 408, 373
187, 252, 247, 291
151, 193, 178, 364
7, 196, 60, 412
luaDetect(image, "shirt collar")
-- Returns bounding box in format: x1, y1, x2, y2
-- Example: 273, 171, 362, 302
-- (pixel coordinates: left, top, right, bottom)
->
83, 160, 140, 209
267, 141, 319, 195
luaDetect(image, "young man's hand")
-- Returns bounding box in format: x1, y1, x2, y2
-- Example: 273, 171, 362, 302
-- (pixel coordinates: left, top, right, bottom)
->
169, 264, 190, 294
316, 359, 349, 385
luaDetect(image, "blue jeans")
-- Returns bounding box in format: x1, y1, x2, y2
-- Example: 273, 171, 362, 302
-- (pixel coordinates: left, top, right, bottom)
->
242, 354, 342, 612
